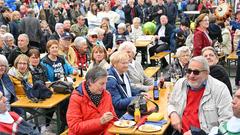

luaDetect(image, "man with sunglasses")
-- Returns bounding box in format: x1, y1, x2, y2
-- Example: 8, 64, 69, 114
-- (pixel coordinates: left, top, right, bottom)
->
168, 56, 232, 135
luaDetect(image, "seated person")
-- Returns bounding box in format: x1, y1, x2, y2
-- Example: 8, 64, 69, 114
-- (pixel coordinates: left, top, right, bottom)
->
41, 40, 77, 82
28, 48, 48, 84
118, 41, 153, 91
8, 54, 32, 95
88, 45, 110, 70
168, 56, 232, 134
71, 37, 89, 69
0, 91, 39, 135
106, 51, 142, 117
0, 55, 19, 113
112, 23, 130, 52
149, 15, 174, 67
130, 17, 143, 41
167, 46, 191, 82
202, 46, 232, 96
67, 66, 117, 135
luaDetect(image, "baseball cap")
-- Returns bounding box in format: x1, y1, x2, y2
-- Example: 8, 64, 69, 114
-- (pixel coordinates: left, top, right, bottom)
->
60, 32, 72, 40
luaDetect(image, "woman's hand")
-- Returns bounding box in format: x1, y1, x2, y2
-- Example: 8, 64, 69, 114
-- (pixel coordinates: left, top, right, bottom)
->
100, 112, 114, 125
72, 70, 78, 75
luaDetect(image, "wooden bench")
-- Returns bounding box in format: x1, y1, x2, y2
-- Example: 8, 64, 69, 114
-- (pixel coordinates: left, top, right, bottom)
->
226, 51, 238, 77
60, 129, 68, 135
144, 67, 160, 78
150, 51, 172, 65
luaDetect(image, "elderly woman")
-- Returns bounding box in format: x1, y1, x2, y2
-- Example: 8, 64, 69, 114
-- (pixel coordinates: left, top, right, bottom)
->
118, 41, 153, 91
0, 55, 17, 112
41, 40, 77, 82
2, 33, 17, 58
8, 54, 32, 95
106, 51, 142, 117
88, 45, 110, 70
167, 46, 191, 81
202, 46, 232, 96
130, 17, 143, 41
193, 13, 212, 56
67, 66, 117, 134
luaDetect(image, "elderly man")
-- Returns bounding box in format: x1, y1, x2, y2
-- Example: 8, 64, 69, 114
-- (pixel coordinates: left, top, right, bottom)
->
0, 92, 39, 134
168, 56, 232, 134
70, 15, 88, 37
8, 34, 32, 66
71, 36, 89, 69
58, 32, 76, 66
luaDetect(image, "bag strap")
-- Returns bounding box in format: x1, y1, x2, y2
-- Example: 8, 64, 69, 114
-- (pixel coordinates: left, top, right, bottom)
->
142, 95, 159, 115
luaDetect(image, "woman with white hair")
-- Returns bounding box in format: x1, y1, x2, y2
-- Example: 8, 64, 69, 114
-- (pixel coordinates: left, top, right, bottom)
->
118, 41, 153, 91
167, 46, 191, 81
0, 55, 18, 113
2, 33, 17, 58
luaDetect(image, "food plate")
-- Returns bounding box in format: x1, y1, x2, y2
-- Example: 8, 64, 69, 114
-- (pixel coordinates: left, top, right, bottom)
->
113, 120, 136, 128
138, 124, 161, 132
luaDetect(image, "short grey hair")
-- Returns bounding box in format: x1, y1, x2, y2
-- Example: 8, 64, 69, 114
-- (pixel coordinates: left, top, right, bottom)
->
18, 34, 29, 43
133, 17, 141, 23
55, 23, 63, 32
118, 41, 137, 55
0, 54, 9, 72
176, 46, 191, 57
201, 46, 218, 57
85, 66, 107, 84
74, 36, 87, 47
117, 23, 126, 30
190, 56, 210, 72
3, 33, 14, 41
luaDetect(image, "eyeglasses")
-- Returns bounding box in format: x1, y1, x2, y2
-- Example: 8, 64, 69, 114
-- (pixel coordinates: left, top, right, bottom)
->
186, 68, 206, 75
91, 35, 98, 38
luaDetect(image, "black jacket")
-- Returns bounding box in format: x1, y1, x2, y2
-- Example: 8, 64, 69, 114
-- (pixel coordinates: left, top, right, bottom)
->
154, 23, 174, 45
7, 47, 31, 67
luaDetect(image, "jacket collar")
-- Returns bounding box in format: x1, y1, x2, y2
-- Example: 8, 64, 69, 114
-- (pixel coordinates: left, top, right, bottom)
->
108, 66, 125, 85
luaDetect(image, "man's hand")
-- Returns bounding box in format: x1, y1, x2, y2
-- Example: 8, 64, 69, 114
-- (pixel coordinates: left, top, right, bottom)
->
100, 112, 114, 125
170, 112, 182, 132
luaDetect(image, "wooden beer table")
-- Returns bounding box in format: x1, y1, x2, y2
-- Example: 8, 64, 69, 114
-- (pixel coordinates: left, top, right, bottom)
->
108, 88, 171, 134
11, 76, 84, 135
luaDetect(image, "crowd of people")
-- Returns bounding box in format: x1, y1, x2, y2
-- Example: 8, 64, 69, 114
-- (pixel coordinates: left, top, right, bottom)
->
0, 0, 240, 134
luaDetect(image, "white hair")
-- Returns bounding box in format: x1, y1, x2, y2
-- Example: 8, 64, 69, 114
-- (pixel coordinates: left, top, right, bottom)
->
74, 36, 87, 47
118, 41, 137, 55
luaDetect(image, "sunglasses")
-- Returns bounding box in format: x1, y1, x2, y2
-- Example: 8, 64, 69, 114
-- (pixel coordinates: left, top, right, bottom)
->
91, 35, 98, 38
186, 68, 206, 75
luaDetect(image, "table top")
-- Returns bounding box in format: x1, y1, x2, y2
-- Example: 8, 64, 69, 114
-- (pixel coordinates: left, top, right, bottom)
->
183, 11, 200, 15
144, 67, 160, 78
150, 51, 170, 60
108, 88, 171, 134
135, 36, 155, 47
11, 94, 70, 108
227, 51, 237, 60
11, 76, 84, 109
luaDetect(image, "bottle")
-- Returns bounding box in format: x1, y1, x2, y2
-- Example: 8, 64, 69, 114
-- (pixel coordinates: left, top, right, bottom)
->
134, 103, 141, 122
153, 80, 159, 100
78, 63, 83, 77
159, 72, 165, 89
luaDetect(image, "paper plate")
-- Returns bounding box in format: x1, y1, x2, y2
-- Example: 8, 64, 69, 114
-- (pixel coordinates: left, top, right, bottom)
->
113, 120, 136, 128
138, 124, 161, 132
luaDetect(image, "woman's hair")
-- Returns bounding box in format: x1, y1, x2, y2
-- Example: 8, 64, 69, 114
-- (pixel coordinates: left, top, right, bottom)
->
46, 40, 59, 52
0, 54, 9, 72
118, 41, 137, 55
110, 51, 129, 66
11, 11, 20, 21
176, 46, 191, 58
85, 66, 107, 84
3, 33, 14, 41
14, 54, 29, 68
201, 46, 218, 58
132, 17, 141, 24
28, 48, 40, 58
195, 13, 208, 28
90, 3, 97, 15
91, 45, 108, 61
100, 22, 110, 32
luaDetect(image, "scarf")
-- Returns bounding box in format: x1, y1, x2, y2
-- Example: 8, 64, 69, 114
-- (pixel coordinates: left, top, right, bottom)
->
86, 84, 102, 107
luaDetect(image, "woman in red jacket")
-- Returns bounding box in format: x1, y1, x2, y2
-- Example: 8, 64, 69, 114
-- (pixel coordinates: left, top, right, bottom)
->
67, 66, 117, 135
193, 13, 212, 56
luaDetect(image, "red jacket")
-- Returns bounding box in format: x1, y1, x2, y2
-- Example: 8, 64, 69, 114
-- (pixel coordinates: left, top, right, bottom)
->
67, 81, 117, 135
0, 112, 23, 135
193, 28, 212, 56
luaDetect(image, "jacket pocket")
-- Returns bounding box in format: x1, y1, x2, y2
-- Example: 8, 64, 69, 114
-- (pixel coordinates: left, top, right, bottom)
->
202, 105, 219, 127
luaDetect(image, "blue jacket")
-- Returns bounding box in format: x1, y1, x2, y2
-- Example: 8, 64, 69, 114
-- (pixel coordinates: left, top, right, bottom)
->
40, 55, 74, 82
106, 66, 141, 117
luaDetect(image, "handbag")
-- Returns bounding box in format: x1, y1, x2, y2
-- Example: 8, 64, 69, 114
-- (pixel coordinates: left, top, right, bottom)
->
127, 94, 159, 116
49, 81, 73, 94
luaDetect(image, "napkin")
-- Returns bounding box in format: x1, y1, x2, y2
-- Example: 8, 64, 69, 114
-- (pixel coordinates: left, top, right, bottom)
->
145, 120, 167, 126
121, 114, 134, 120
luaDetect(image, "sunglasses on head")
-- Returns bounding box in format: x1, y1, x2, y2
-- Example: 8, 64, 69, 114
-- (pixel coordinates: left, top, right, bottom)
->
91, 35, 98, 38
186, 68, 206, 75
